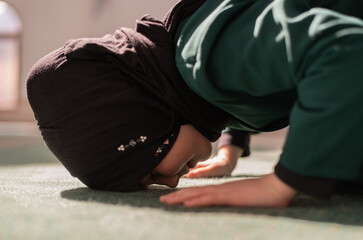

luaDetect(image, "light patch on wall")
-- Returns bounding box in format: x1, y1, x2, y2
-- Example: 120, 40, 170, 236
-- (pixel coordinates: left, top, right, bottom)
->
0, 1, 22, 111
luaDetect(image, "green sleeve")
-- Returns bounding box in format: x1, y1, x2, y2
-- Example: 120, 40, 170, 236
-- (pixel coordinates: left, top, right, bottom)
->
279, 34, 363, 181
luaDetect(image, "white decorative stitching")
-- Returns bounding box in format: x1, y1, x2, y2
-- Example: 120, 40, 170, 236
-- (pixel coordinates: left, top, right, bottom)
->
117, 136, 147, 151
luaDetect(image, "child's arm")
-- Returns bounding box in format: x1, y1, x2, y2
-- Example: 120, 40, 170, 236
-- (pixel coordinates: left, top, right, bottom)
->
160, 173, 298, 207
187, 145, 243, 178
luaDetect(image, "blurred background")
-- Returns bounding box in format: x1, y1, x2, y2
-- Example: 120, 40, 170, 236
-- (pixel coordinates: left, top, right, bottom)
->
0, 0, 178, 124
0, 0, 286, 154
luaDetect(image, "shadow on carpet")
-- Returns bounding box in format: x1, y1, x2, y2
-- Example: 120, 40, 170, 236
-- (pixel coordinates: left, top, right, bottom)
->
61, 187, 363, 227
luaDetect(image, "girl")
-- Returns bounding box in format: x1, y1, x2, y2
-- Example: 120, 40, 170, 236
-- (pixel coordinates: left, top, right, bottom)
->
27, 0, 363, 207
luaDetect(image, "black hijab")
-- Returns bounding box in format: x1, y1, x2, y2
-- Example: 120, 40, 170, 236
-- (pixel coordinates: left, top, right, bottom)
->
27, 0, 232, 191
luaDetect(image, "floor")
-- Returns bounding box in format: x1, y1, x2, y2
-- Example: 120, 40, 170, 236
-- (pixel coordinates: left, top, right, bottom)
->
0, 123, 362, 240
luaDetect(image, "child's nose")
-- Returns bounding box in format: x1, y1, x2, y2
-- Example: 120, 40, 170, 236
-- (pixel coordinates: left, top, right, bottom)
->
156, 175, 180, 188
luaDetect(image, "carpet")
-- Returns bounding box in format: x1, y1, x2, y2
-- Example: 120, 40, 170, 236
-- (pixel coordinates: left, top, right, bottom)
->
0, 136, 362, 240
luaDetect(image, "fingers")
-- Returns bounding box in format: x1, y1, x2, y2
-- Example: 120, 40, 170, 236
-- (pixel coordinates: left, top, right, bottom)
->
159, 187, 204, 205
187, 165, 214, 178
160, 176, 296, 208
190, 162, 211, 169
160, 186, 223, 207
183, 193, 222, 207
160, 184, 233, 207
187, 155, 234, 178
187, 163, 231, 178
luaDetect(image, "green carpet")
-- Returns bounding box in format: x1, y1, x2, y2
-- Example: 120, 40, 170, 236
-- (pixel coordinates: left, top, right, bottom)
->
0, 136, 362, 240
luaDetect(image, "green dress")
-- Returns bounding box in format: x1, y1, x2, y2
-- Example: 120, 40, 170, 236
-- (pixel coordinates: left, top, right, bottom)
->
174, 0, 363, 197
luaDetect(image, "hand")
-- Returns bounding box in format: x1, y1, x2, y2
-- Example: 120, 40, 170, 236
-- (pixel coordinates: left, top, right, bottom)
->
187, 145, 243, 178
160, 173, 298, 207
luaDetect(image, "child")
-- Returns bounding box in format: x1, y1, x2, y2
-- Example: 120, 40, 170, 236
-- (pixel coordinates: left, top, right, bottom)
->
27, 0, 363, 207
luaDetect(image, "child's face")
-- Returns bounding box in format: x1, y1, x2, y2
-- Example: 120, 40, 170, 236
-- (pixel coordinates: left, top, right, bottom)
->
140, 124, 212, 188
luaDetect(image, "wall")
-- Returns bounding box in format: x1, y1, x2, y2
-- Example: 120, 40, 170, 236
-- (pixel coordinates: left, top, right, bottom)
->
1, 0, 178, 121
88, 0, 178, 37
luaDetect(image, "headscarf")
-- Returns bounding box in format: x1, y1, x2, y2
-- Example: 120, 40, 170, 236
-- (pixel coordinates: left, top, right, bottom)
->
26, 0, 232, 191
